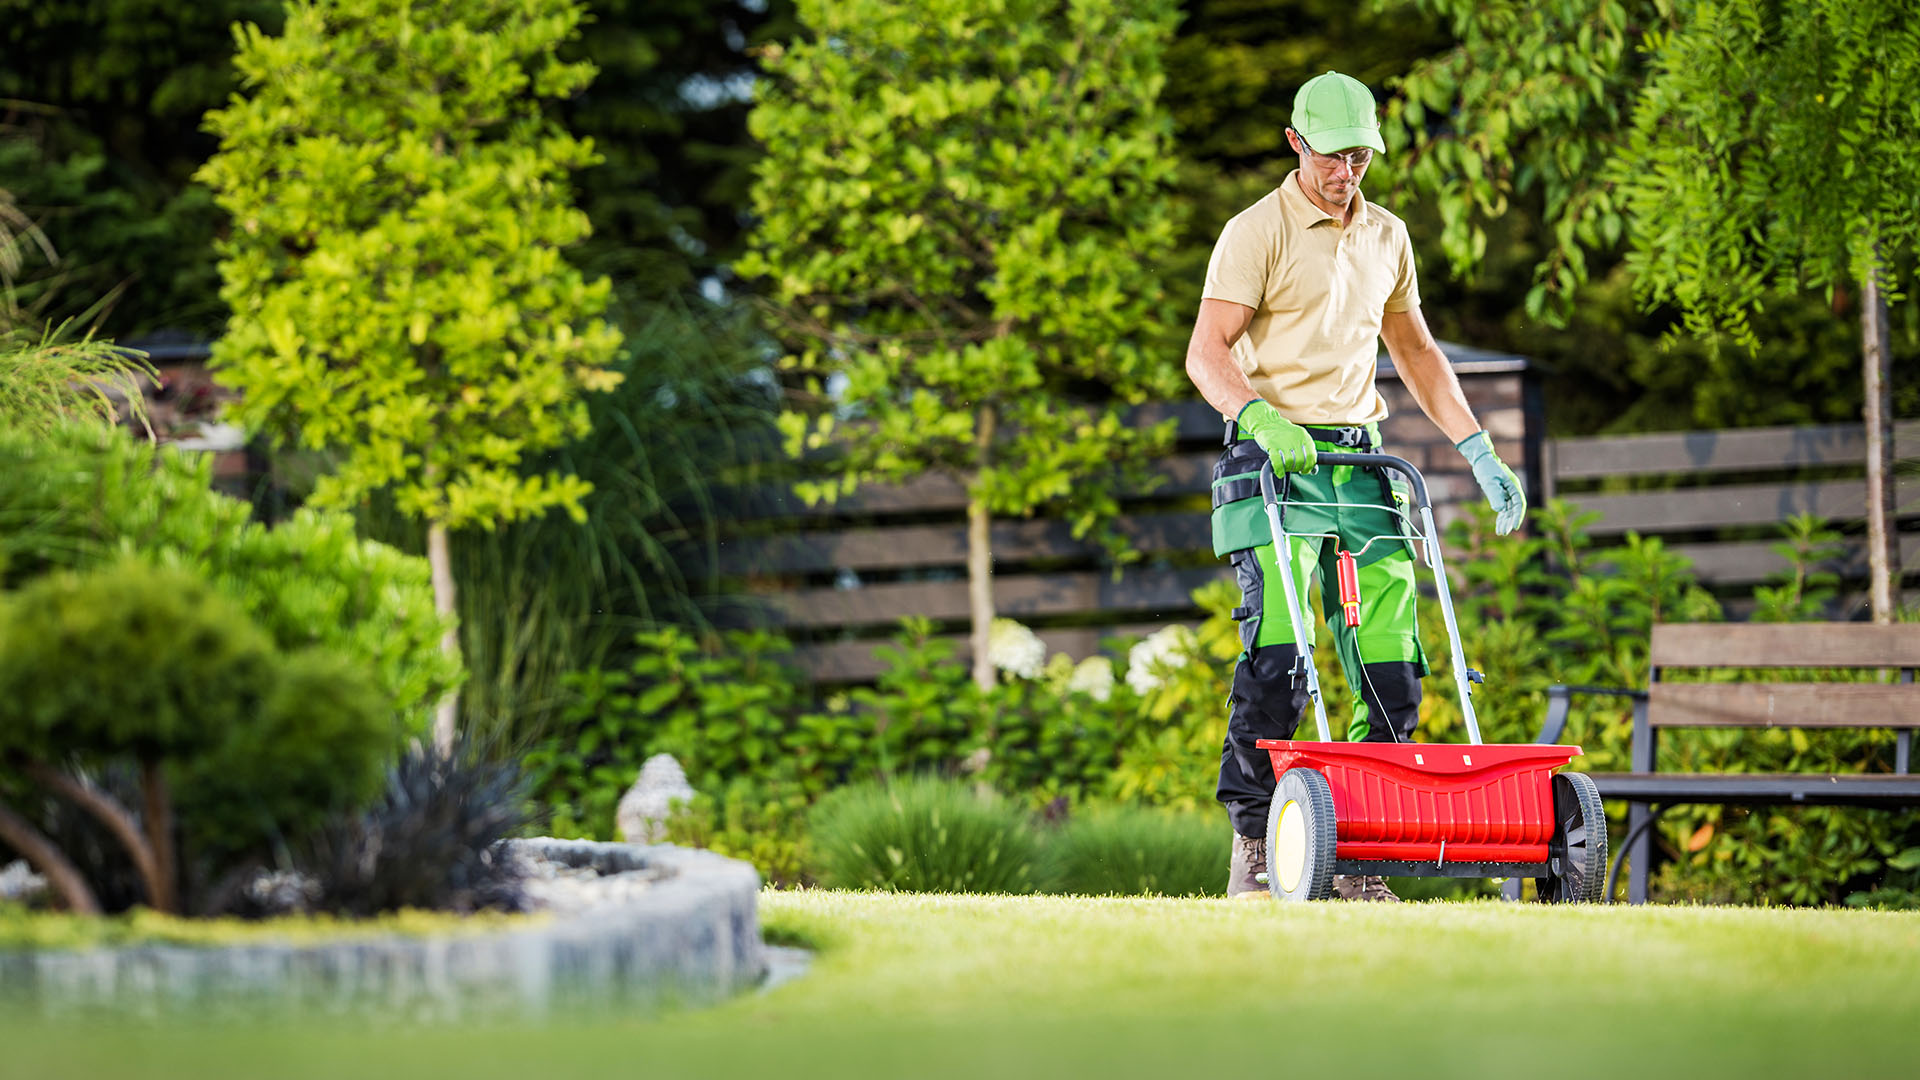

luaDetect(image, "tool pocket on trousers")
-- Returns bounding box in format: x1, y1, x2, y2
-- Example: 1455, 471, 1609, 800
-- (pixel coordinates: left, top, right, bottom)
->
1228, 547, 1265, 652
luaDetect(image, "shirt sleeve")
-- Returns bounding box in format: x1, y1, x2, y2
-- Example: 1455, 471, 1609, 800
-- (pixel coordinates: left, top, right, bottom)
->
1384, 222, 1420, 313
1201, 211, 1270, 311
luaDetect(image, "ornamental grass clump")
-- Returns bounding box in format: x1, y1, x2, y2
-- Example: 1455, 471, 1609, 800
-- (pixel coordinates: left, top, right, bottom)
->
1041, 806, 1227, 898
809, 777, 1043, 894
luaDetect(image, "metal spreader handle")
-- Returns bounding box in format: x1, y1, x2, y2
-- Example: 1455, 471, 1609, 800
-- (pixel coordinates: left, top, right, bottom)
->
1255, 454, 1484, 744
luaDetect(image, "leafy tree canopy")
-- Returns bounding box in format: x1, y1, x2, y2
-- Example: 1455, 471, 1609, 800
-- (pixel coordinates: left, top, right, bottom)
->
198, 0, 623, 530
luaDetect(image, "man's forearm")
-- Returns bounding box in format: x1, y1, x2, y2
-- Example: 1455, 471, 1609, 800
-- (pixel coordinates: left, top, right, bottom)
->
1186, 338, 1263, 421
1396, 343, 1481, 444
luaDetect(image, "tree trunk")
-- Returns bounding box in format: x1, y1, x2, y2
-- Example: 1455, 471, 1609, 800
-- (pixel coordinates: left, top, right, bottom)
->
24, 760, 167, 912
1862, 271, 1898, 623
139, 758, 177, 913
428, 520, 461, 753
967, 404, 997, 693
0, 798, 100, 915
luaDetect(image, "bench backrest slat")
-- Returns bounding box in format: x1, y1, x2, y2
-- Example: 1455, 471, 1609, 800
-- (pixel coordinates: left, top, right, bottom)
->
1650, 623, 1920, 669
1648, 683, 1920, 729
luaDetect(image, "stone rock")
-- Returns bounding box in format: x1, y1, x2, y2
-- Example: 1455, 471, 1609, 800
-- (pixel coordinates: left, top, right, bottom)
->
616, 753, 695, 844
0, 840, 766, 1019
0, 860, 46, 904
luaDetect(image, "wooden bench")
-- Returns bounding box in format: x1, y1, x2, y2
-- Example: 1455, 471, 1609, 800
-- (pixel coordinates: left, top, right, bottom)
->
1532, 623, 1920, 903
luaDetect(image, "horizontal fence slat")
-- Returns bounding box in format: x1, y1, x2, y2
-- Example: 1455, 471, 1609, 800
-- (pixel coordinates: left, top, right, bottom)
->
747, 451, 1217, 519
758, 567, 1227, 629
1670, 534, 1920, 586
1551, 420, 1920, 480
721, 512, 1209, 575
793, 621, 1197, 683
1647, 682, 1920, 728
1571, 477, 1920, 535
1651, 623, 1920, 668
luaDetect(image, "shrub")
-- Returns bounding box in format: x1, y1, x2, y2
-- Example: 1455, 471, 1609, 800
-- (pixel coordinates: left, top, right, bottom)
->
808, 777, 1043, 894
1041, 806, 1226, 897
173, 648, 392, 866
0, 420, 458, 729
659, 778, 811, 889
0, 557, 392, 915
300, 741, 533, 917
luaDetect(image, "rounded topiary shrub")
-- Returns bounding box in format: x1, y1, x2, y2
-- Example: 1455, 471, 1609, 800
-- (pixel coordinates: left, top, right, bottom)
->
0, 420, 458, 730
808, 777, 1043, 894
0, 557, 277, 759
1042, 806, 1228, 897
175, 647, 394, 862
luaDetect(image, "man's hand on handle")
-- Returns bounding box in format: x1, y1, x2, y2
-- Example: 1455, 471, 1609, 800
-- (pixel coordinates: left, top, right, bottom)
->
1237, 399, 1317, 474
1456, 430, 1526, 534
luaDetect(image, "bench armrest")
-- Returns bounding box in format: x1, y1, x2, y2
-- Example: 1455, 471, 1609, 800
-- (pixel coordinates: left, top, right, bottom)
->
1536, 684, 1650, 745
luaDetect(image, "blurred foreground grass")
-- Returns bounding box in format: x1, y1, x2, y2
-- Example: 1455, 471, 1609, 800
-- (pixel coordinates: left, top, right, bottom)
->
6, 890, 1920, 1079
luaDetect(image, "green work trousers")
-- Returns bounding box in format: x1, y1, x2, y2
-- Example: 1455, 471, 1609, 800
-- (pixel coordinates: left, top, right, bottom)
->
1209, 428, 1430, 837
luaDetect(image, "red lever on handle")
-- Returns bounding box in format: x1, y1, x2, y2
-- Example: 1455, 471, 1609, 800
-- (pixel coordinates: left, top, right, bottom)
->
1336, 549, 1361, 627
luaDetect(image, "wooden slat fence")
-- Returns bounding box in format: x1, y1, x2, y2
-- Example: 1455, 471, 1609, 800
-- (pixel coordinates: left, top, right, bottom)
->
1546, 419, 1920, 591
729, 348, 1539, 682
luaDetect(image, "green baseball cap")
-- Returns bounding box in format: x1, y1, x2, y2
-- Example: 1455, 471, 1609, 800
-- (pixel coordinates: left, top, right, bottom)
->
1291, 70, 1385, 154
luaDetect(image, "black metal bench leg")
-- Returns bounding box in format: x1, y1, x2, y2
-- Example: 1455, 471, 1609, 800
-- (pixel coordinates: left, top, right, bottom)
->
1613, 801, 1664, 904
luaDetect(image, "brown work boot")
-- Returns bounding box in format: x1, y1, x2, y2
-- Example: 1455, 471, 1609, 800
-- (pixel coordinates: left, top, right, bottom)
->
1227, 833, 1269, 899
1332, 874, 1401, 902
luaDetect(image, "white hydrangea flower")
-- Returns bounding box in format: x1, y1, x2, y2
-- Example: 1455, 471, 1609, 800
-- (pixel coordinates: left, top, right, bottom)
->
1126, 624, 1199, 695
1066, 656, 1115, 702
987, 617, 1046, 679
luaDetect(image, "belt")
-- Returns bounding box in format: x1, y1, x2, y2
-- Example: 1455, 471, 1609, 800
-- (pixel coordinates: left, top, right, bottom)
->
1299, 424, 1374, 449
1224, 421, 1375, 450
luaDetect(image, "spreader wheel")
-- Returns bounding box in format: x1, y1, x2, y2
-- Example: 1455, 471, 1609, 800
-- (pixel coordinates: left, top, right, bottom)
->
1266, 767, 1337, 902
1536, 771, 1608, 903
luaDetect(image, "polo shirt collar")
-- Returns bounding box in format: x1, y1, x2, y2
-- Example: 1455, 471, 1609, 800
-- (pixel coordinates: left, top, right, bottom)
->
1279, 170, 1374, 229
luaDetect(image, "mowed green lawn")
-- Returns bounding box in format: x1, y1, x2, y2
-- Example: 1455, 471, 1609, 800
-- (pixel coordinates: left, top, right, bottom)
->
6, 890, 1919, 1080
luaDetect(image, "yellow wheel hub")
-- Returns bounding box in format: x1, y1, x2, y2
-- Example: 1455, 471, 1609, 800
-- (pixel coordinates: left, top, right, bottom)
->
1275, 799, 1308, 893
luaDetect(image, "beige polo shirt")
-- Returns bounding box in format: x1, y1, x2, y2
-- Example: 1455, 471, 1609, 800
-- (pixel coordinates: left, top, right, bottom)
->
1202, 171, 1420, 424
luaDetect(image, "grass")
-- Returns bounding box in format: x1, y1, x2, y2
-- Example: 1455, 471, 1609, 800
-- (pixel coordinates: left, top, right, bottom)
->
3, 891, 1918, 1079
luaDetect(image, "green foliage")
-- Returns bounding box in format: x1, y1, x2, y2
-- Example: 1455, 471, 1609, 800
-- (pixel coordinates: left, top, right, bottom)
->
300, 741, 534, 916
0, 331, 156, 435
174, 648, 392, 862
0, 421, 458, 726
1383, 0, 1675, 321
659, 778, 812, 889
1103, 580, 1238, 811
0, 1, 277, 336
1042, 807, 1226, 897
557, 0, 798, 302
0, 558, 393, 898
0, 558, 274, 762
198, 0, 623, 531
808, 777, 1043, 894
1614, 0, 1920, 348
1751, 514, 1846, 622
742, 0, 1187, 570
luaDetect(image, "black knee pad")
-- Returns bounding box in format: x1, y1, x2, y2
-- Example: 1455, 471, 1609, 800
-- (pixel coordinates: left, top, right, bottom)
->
1228, 644, 1311, 744
1356, 660, 1423, 742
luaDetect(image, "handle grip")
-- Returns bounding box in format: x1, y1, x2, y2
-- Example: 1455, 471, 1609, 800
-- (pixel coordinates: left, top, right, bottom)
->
1257, 452, 1431, 510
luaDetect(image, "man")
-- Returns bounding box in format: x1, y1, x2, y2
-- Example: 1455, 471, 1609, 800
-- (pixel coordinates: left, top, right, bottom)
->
1184, 71, 1526, 901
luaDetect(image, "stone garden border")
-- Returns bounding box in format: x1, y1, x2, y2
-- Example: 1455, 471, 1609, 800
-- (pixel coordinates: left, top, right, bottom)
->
0, 839, 765, 1019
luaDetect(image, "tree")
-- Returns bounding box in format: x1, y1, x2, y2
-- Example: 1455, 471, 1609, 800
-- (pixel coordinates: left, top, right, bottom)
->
739, 0, 1189, 691
0, 0, 282, 337
559, 0, 798, 304
198, 0, 624, 748
1383, 0, 1918, 616
1610, 0, 1920, 621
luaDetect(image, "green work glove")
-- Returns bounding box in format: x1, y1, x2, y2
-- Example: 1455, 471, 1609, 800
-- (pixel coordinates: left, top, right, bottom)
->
1237, 399, 1317, 474
1457, 430, 1526, 535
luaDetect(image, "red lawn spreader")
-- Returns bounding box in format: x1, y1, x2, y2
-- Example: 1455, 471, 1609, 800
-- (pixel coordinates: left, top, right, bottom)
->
1250, 454, 1607, 903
